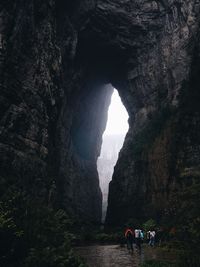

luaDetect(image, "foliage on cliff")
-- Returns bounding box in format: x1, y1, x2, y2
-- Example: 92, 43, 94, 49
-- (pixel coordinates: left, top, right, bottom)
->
131, 106, 174, 158
0, 183, 86, 267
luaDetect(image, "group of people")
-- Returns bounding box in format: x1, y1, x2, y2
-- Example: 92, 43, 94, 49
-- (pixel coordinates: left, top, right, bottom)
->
124, 227, 156, 252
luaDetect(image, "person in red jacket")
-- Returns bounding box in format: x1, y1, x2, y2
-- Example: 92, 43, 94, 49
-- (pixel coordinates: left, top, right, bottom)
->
125, 227, 134, 252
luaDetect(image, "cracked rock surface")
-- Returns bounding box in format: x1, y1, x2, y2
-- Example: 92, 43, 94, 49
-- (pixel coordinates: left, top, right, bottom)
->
0, 0, 200, 224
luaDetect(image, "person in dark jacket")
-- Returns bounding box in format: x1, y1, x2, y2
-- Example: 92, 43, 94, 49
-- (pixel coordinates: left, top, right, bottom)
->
125, 228, 134, 252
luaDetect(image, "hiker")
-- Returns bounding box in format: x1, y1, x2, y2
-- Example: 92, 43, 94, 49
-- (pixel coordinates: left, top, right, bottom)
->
125, 227, 134, 252
149, 230, 156, 247
147, 230, 151, 243
134, 229, 142, 251
140, 230, 144, 240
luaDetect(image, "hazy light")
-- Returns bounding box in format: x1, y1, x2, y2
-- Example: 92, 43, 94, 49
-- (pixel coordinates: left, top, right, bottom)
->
98, 88, 129, 221
104, 89, 129, 136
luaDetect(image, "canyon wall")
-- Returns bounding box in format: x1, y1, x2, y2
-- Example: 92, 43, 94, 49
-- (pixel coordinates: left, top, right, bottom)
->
98, 134, 126, 221
1, 0, 200, 226
0, 0, 113, 223
104, 0, 200, 226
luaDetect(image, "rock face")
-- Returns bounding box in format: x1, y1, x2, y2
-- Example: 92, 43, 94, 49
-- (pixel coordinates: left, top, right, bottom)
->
97, 134, 126, 221
0, 0, 112, 223
1, 0, 200, 225
103, 0, 200, 226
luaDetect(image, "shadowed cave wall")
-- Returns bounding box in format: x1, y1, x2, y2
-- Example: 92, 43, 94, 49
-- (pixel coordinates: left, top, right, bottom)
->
0, 0, 200, 226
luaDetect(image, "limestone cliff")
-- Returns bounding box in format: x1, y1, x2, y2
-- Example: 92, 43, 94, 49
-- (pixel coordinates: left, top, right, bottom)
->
98, 134, 126, 221
1, 0, 200, 227
104, 1, 200, 226
0, 0, 113, 223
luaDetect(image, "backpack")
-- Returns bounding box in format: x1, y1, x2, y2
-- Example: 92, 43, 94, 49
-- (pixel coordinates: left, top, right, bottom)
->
140, 231, 144, 239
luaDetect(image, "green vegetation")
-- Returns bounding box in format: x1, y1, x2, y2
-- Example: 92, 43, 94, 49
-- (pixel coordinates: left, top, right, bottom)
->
131, 106, 175, 158
94, 232, 124, 244
140, 260, 174, 267
143, 219, 156, 232
0, 185, 87, 267
74, 226, 125, 245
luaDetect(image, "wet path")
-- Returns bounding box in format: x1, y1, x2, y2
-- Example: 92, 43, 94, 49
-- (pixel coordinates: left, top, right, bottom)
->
76, 245, 142, 267
75, 244, 176, 267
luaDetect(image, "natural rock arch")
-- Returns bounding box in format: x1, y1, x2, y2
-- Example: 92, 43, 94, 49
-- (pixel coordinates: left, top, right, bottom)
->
1, 0, 200, 226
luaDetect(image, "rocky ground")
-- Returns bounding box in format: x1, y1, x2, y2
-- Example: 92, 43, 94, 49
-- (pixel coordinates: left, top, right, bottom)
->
75, 244, 176, 267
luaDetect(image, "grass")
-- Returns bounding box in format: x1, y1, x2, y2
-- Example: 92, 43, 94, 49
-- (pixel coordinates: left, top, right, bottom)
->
140, 259, 175, 267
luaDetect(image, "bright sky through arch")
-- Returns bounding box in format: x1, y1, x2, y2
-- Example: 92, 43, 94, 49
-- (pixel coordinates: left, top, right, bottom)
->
103, 89, 129, 136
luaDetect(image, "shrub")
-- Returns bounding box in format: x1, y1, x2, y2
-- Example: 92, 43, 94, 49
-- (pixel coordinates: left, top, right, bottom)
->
143, 219, 157, 232
140, 260, 174, 267
0, 187, 86, 267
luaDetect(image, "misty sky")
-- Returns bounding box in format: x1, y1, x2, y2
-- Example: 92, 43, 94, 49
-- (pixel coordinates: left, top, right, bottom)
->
103, 89, 129, 136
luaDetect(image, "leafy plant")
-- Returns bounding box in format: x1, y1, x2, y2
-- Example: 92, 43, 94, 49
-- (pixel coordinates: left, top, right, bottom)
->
0, 183, 86, 267
143, 219, 157, 232
140, 260, 174, 267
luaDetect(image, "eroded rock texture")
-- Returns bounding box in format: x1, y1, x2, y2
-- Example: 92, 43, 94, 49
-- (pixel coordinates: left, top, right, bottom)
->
1, 0, 200, 225
103, 0, 200, 225
0, 0, 113, 223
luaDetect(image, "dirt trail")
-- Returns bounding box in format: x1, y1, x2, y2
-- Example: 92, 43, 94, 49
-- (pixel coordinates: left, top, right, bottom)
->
76, 245, 144, 267
75, 244, 177, 267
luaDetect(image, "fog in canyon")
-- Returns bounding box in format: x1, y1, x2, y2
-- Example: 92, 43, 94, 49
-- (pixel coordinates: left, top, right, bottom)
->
97, 89, 129, 221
